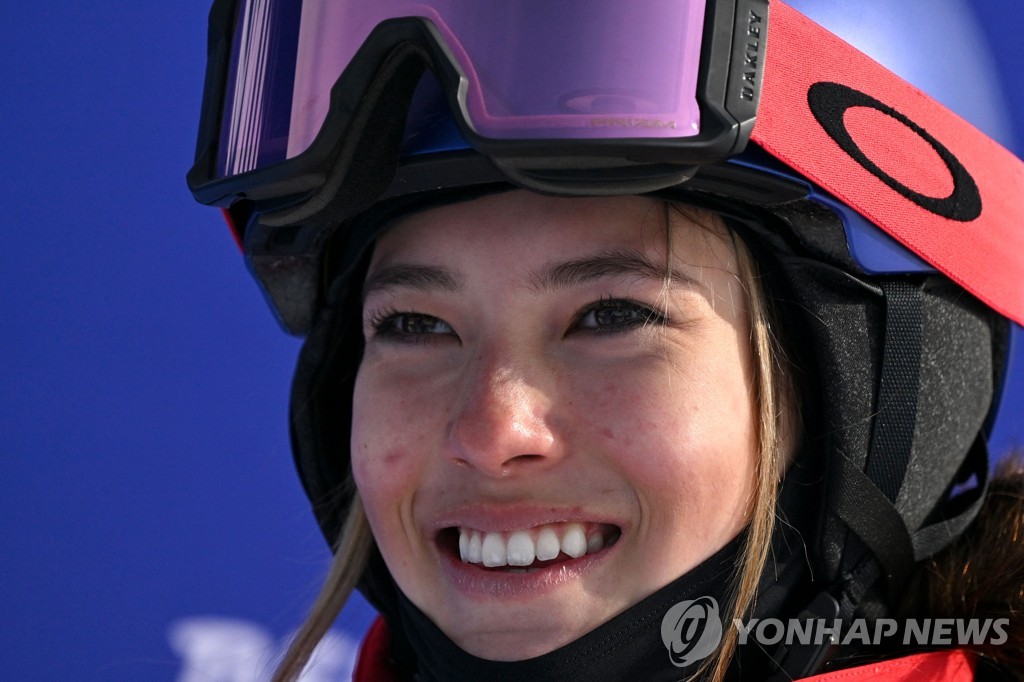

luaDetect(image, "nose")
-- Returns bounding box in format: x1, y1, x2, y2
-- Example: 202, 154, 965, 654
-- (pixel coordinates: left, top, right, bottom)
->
445, 350, 560, 476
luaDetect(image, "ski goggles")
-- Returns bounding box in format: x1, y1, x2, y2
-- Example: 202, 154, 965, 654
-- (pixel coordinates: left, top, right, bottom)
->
187, 0, 764, 206
187, 0, 1024, 332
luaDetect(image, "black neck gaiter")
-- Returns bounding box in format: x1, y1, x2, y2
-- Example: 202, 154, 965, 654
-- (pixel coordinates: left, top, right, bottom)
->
395, 536, 743, 682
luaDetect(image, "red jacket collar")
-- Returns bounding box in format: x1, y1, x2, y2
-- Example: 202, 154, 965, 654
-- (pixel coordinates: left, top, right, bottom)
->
353, 616, 405, 682
803, 649, 975, 681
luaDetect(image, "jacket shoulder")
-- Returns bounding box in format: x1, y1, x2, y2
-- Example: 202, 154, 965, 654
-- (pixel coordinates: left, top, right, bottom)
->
802, 650, 975, 681
353, 616, 409, 682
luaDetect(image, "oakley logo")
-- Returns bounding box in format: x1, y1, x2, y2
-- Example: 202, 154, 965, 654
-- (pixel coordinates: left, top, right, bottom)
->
740, 9, 765, 102
807, 82, 981, 221
589, 117, 678, 129
660, 596, 723, 667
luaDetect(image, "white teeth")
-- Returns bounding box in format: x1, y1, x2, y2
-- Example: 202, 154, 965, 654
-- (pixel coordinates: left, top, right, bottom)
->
506, 531, 536, 566
561, 523, 587, 558
456, 522, 612, 568
535, 526, 561, 561
481, 532, 507, 567
466, 531, 482, 564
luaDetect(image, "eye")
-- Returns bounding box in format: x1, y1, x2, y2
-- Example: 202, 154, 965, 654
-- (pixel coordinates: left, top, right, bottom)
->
369, 310, 456, 342
574, 298, 667, 333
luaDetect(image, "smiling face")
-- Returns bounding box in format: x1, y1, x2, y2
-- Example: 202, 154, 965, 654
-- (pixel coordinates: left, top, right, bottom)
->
351, 191, 759, 660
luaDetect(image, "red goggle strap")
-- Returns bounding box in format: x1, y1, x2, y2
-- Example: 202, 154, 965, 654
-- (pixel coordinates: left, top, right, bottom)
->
753, 1, 1024, 325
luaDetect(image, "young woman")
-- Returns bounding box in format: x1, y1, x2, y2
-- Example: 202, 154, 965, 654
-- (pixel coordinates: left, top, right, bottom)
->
188, 1, 1024, 679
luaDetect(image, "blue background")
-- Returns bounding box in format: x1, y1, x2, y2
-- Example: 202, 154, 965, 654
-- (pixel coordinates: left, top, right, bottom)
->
3, 2, 1022, 680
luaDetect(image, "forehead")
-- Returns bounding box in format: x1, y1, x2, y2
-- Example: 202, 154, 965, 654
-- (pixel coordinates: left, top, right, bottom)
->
369, 191, 736, 274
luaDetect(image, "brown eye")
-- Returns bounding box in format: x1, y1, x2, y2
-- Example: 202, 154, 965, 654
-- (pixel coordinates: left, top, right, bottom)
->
576, 299, 666, 333
398, 314, 452, 335
372, 312, 455, 340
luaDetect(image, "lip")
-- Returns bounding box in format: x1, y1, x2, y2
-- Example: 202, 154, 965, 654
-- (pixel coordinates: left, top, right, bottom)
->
431, 503, 625, 534
430, 504, 625, 600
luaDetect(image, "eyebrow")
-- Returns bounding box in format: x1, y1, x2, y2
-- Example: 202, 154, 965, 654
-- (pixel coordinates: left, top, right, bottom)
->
531, 249, 700, 292
362, 263, 461, 300
361, 249, 700, 300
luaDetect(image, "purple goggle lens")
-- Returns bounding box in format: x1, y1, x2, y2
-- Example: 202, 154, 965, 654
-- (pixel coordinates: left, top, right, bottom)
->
217, 0, 708, 178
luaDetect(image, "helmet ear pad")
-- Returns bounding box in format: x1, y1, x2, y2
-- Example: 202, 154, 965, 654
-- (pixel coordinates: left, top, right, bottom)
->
782, 259, 994, 573
733, 200, 999, 593
679, 192, 998, 607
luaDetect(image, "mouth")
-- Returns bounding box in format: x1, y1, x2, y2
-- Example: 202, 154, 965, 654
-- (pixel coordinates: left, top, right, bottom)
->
438, 522, 622, 573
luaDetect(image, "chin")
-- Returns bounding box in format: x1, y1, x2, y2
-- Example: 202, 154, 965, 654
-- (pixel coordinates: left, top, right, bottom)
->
455, 620, 589, 662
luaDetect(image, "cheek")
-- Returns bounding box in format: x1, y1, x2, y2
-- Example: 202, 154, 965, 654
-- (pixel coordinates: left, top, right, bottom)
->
350, 373, 432, 513
589, 369, 751, 460
584, 353, 757, 523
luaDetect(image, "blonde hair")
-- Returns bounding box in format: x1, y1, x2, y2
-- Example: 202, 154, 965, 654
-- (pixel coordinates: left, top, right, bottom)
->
272, 493, 372, 682
701, 221, 794, 682
273, 203, 796, 682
